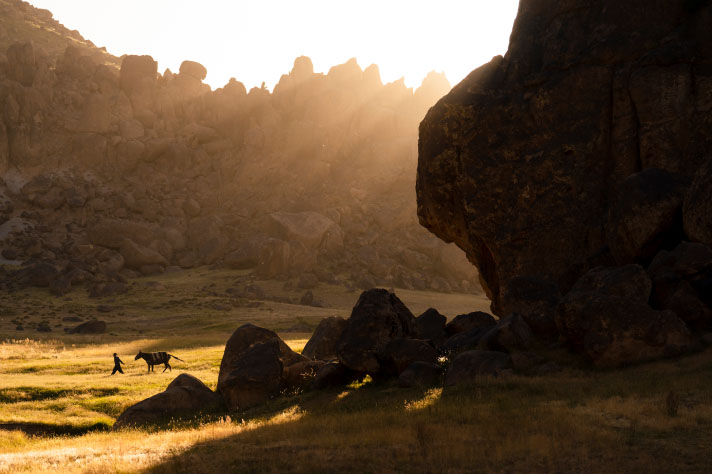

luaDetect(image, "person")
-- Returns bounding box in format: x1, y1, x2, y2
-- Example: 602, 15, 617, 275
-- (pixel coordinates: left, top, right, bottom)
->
111, 353, 125, 375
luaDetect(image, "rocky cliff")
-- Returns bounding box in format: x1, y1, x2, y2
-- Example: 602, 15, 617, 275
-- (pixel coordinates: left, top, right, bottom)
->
418, 0, 712, 311
418, 0, 712, 365
0, 0, 478, 296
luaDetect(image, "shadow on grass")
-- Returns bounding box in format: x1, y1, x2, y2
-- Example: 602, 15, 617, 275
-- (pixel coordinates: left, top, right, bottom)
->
0, 421, 110, 436
141, 348, 712, 474
141, 380, 435, 473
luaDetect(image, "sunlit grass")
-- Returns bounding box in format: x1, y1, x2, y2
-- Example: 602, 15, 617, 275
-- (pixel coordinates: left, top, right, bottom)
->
0, 268, 709, 472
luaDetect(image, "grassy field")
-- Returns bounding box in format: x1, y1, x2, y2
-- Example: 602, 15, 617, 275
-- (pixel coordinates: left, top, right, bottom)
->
0, 268, 711, 473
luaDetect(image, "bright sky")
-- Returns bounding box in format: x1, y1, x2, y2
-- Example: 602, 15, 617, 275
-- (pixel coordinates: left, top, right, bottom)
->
27, 0, 519, 91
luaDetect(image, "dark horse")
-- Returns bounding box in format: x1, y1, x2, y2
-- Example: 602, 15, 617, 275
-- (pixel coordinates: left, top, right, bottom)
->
134, 350, 184, 372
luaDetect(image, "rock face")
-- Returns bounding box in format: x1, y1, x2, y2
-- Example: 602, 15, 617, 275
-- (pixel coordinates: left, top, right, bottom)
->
217, 324, 308, 410
336, 289, 417, 374
647, 242, 712, 331
417, 1, 712, 314
302, 316, 347, 361
114, 374, 223, 428
557, 265, 694, 367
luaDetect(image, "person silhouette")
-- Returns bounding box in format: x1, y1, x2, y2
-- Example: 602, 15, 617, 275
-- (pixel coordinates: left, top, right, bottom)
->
111, 353, 125, 375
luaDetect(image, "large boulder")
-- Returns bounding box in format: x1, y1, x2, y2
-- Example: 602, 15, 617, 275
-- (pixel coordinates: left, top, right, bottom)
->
417, 1, 712, 314
557, 265, 694, 367
120, 55, 157, 90
68, 319, 106, 334
379, 338, 438, 375
302, 316, 347, 361
444, 350, 512, 386
114, 374, 223, 429
444, 311, 496, 336
647, 242, 712, 331
606, 168, 686, 263
415, 308, 448, 346
119, 238, 167, 270
179, 60, 207, 81
683, 157, 712, 247
478, 314, 535, 353
398, 361, 443, 388
500, 276, 561, 342
217, 324, 308, 410
336, 289, 417, 374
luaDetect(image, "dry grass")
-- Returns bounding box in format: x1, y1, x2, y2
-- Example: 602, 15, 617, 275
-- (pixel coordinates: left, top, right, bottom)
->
0, 268, 710, 473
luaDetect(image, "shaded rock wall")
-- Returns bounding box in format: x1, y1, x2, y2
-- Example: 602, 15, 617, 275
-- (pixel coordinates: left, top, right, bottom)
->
418, 0, 712, 313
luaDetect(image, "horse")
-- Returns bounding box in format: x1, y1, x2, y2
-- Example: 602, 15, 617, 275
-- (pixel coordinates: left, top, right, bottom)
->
134, 350, 184, 372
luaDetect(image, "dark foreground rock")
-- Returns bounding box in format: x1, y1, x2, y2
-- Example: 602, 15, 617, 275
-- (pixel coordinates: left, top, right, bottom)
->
302, 316, 347, 361
114, 374, 223, 428
336, 289, 416, 374
557, 265, 694, 367
398, 361, 443, 388
647, 242, 712, 331
417, 0, 712, 315
217, 324, 308, 410
444, 350, 512, 386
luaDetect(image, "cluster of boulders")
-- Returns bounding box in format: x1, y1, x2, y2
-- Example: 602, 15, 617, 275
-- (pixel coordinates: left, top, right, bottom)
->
0, 0, 478, 296
115, 288, 558, 427
417, 0, 712, 367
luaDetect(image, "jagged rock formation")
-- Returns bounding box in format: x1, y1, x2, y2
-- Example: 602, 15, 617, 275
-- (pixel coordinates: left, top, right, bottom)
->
0, 0, 479, 295
417, 0, 712, 366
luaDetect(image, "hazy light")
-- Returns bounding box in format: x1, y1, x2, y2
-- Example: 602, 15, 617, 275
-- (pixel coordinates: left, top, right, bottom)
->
27, 0, 519, 91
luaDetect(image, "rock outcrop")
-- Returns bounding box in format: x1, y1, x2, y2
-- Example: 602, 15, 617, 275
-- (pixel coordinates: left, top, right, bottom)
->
417, 0, 712, 314
417, 0, 712, 366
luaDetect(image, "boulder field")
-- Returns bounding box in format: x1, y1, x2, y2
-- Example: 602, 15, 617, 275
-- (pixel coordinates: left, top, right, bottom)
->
115, 288, 561, 427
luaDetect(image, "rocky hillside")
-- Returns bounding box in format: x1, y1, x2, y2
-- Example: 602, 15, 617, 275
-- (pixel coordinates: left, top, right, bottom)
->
418, 0, 712, 366
0, 1, 479, 297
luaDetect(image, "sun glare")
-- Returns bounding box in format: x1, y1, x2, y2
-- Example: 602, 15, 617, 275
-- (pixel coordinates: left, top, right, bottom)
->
26, 0, 519, 90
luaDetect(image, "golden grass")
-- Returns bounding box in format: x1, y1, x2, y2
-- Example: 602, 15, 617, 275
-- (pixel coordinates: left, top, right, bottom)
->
1, 268, 710, 472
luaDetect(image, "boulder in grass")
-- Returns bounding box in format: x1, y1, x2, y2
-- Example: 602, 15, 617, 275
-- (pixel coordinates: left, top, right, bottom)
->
69, 319, 106, 334
217, 324, 309, 410
336, 289, 417, 374
415, 308, 447, 347
477, 314, 535, 353
379, 338, 438, 375
282, 360, 327, 392
444, 350, 512, 387
444, 311, 496, 336
557, 265, 695, 367
312, 361, 355, 390
114, 374, 223, 429
398, 361, 443, 388
302, 316, 347, 361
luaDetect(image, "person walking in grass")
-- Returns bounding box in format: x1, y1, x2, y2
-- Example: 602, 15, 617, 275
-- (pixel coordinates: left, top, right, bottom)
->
111, 353, 125, 375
